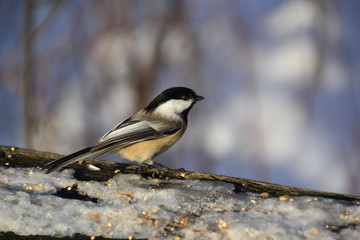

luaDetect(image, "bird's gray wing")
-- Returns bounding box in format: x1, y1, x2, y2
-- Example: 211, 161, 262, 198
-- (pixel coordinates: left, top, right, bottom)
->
98, 116, 132, 142
91, 119, 181, 154
44, 119, 180, 173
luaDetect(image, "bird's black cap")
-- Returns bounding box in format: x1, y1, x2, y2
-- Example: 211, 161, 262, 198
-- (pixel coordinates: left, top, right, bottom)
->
145, 87, 204, 112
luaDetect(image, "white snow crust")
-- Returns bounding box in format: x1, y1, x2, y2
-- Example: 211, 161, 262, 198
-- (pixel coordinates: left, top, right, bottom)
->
0, 167, 359, 239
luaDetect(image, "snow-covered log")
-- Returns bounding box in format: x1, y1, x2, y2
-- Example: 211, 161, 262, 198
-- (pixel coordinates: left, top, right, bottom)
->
0, 146, 359, 239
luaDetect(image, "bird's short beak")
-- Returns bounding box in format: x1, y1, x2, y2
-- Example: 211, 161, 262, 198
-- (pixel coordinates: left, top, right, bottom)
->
196, 95, 204, 101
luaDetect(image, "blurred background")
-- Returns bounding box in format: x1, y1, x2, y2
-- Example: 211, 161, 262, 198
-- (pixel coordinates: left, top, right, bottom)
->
1, 0, 360, 195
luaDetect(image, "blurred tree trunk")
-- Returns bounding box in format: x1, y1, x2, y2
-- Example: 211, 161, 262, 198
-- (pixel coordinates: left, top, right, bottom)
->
21, 0, 63, 148
21, 0, 36, 148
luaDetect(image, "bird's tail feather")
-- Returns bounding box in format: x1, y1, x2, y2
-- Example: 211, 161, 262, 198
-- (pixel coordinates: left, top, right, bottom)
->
44, 147, 92, 174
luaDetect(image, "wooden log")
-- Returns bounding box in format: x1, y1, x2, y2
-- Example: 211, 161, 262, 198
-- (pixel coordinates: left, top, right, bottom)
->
1, 145, 359, 201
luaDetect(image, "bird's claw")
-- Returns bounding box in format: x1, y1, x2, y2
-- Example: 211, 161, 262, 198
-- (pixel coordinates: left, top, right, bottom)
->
136, 163, 186, 178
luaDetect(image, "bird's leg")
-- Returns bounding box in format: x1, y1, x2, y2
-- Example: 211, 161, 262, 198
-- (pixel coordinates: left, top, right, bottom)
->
149, 162, 172, 171
143, 159, 170, 171
143, 159, 185, 173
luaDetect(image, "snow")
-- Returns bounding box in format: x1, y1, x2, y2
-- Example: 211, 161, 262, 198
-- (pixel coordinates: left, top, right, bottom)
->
0, 166, 359, 239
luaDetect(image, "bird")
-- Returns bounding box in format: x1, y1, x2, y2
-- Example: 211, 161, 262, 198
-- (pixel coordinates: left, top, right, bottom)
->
44, 87, 204, 173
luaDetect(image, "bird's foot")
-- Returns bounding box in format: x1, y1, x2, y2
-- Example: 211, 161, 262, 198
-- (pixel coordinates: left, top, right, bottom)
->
147, 162, 186, 173
139, 162, 184, 178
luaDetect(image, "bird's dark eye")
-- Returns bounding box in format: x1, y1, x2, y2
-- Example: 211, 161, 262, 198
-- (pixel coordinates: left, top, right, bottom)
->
181, 95, 188, 100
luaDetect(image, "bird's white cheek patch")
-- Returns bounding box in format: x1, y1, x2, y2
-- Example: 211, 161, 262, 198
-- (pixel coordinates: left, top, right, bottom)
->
154, 99, 193, 120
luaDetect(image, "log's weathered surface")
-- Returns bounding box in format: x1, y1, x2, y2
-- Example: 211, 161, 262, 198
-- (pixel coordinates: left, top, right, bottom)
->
1, 145, 359, 201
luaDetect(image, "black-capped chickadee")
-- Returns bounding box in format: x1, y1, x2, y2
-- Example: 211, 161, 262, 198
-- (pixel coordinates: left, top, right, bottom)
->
44, 87, 204, 173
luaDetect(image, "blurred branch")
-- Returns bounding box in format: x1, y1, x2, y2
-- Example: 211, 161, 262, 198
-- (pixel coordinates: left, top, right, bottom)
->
132, 1, 186, 109
31, 0, 63, 38
312, 1, 360, 194
302, 0, 329, 110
